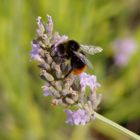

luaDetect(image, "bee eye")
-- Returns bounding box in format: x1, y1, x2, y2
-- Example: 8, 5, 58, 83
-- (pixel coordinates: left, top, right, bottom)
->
57, 44, 65, 54
68, 40, 80, 51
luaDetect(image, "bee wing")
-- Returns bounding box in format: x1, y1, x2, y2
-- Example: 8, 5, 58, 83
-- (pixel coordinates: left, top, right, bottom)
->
73, 52, 94, 69
80, 44, 103, 55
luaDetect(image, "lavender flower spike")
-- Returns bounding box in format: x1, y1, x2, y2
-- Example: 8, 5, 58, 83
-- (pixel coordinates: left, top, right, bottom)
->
31, 15, 102, 125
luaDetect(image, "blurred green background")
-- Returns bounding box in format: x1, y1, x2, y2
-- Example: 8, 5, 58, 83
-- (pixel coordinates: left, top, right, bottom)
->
0, 0, 140, 140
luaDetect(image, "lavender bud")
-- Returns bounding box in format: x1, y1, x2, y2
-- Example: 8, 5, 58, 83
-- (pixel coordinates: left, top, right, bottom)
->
40, 70, 54, 82
36, 16, 45, 37
71, 91, 79, 102
50, 32, 60, 45
64, 97, 75, 105
51, 81, 62, 91
55, 68, 63, 79
63, 76, 75, 90
51, 62, 62, 78
49, 86, 60, 98
38, 62, 51, 71
45, 53, 53, 64
52, 98, 63, 106
42, 34, 50, 47
45, 15, 53, 37
61, 89, 70, 96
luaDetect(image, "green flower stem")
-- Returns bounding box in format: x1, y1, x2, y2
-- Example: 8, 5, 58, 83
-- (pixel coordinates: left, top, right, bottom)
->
95, 112, 140, 140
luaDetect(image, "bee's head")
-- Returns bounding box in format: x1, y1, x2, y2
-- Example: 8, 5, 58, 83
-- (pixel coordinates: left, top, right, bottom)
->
68, 40, 80, 52
57, 43, 65, 55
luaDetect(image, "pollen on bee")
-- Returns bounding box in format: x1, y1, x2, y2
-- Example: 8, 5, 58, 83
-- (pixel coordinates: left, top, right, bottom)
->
72, 65, 86, 75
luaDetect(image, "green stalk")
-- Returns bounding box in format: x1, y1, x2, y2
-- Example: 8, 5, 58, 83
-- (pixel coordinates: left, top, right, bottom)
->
95, 112, 140, 140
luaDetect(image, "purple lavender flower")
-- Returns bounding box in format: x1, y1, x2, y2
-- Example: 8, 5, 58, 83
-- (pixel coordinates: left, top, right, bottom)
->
31, 15, 102, 125
113, 38, 137, 66
79, 72, 101, 91
65, 109, 90, 125
30, 40, 41, 61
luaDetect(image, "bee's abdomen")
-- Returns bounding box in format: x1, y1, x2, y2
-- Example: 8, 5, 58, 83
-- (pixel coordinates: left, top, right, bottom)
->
72, 65, 86, 75
71, 55, 86, 75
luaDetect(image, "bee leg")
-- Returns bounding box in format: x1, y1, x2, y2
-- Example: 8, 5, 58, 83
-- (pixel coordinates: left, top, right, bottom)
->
64, 68, 73, 78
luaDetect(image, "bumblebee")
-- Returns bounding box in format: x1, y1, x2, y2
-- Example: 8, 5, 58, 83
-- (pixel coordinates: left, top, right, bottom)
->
52, 40, 102, 77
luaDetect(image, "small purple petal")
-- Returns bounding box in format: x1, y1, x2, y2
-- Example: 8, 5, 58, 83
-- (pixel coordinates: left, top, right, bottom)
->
79, 72, 100, 91
65, 109, 90, 125
65, 110, 74, 124
42, 86, 52, 96
30, 40, 41, 61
